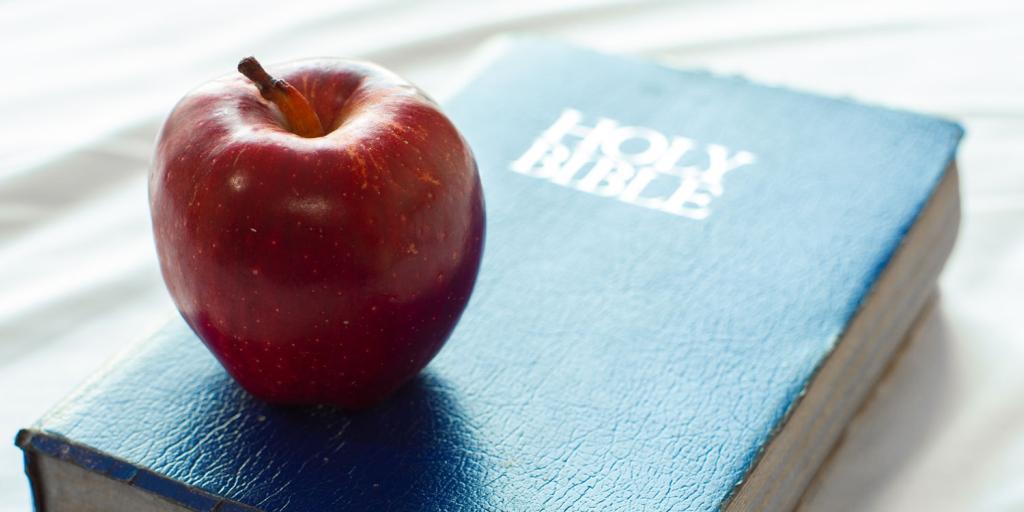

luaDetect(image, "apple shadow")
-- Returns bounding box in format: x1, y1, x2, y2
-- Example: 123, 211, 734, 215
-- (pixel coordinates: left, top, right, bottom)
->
182, 370, 489, 512
799, 294, 955, 510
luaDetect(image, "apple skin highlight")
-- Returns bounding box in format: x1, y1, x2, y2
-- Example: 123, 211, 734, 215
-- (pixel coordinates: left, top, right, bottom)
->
150, 58, 485, 409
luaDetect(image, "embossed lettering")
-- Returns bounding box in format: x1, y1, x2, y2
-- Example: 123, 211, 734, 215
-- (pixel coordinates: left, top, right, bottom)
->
510, 108, 757, 219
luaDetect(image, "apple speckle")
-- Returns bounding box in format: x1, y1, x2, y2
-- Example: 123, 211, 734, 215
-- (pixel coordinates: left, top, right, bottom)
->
229, 174, 247, 191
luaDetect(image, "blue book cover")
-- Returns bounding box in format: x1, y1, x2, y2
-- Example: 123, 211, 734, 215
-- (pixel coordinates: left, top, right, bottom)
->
17, 38, 962, 511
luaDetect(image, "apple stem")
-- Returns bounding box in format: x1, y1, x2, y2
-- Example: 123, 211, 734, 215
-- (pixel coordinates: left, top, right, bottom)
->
237, 57, 326, 138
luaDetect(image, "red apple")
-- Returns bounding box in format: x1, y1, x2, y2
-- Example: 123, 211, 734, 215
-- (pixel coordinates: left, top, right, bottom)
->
149, 57, 484, 409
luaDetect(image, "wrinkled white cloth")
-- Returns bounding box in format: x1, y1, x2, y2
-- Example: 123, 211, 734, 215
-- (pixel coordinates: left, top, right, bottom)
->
1, 1, 1022, 510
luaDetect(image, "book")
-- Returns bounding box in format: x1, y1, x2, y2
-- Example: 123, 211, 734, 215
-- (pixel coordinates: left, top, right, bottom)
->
16, 37, 962, 511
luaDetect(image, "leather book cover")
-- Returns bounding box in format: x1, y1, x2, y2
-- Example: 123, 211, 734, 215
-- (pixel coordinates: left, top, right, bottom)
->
16, 38, 962, 511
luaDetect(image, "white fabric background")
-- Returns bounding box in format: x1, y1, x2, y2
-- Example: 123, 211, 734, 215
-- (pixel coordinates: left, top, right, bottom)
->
1, 1, 1022, 510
